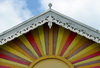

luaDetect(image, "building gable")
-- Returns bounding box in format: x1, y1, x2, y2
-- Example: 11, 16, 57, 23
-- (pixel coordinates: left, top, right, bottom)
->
0, 23, 99, 68
0, 9, 100, 45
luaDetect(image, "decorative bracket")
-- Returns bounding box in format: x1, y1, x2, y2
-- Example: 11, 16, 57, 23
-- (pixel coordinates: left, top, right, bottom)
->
47, 16, 53, 29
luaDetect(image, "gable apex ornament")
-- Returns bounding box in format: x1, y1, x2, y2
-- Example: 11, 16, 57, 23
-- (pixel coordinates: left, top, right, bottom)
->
48, 3, 52, 9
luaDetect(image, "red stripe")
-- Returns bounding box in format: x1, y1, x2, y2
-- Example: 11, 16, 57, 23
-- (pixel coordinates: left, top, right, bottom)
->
0, 66, 10, 68
60, 32, 77, 56
72, 51, 100, 64
0, 54, 29, 65
92, 66, 100, 68
25, 32, 41, 56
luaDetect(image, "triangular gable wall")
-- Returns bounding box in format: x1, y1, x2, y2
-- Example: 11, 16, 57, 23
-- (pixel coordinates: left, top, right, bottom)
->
0, 23, 99, 68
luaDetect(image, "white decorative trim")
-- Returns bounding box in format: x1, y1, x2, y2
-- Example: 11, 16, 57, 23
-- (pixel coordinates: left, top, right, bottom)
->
0, 15, 100, 45
47, 16, 53, 29
49, 16, 100, 43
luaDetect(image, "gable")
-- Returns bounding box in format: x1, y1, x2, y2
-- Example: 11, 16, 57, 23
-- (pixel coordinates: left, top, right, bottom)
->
0, 9, 100, 45
0, 23, 99, 68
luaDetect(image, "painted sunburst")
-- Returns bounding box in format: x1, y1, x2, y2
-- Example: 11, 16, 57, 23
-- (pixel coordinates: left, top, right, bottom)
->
0, 23, 100, 68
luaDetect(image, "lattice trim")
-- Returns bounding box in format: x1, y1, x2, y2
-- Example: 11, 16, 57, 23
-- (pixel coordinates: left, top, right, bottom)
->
0, 16, 100, 45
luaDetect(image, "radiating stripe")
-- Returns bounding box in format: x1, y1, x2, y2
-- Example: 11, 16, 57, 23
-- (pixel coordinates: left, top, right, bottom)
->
44, 24, 49, 55
25, 32, 41, 57
56, 26, 64, 55
49, 27, 53, 55
13, 38, 36, 59
0, 49, 30, 63
0, 66, 10, 68
0, 62, 26, 68
69, 43, 99, 60
38, 26, 46, 55
70, 47, 100, 62
75, 60, 100, 67
74, 56, 100, 66
61, 32, 77, 56
58, 29, 70, 56
0, 58, 28, 67
63, 35, 83, 57
0, 24, 99, 68
92, 66, 100, 68
32, 29, 44, 56
19, 35, 39, 57
68, 40, 94, 59
0, 53, 29, 65
53, 24, 59, 55
65, 37, 88, 58
1, 47, 31, 62
6, 42, 34, 61
72, 51, 100, 64
0, 45, 32, 62
77, 63, 100, 68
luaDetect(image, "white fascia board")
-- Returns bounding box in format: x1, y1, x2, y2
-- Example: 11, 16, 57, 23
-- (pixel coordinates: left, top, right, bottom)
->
0, 9, 100, 45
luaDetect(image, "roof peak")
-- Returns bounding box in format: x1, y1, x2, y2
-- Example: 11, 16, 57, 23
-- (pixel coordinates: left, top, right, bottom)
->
0, 7, 100, 45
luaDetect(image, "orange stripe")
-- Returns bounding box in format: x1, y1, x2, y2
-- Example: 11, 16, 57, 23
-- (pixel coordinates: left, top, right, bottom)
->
49, 27, 53, 55
0, 62, 26, 68
65, 37, 88, 58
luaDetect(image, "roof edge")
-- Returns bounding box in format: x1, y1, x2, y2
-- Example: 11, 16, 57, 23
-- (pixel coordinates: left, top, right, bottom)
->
0, 9, 100, 45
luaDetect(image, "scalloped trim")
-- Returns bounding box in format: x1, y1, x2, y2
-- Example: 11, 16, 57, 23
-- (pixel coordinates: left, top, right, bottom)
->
0, 16, 100, 45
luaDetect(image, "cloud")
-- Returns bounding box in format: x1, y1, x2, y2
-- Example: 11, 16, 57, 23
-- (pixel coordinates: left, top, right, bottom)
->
40, 0, 100, 30
0, 0, 32, 33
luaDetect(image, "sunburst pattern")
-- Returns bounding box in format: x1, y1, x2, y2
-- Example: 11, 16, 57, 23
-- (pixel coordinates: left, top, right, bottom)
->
0, 23, 100, 68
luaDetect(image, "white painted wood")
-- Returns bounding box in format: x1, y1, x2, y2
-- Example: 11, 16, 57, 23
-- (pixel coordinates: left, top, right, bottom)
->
0, 9, 100, 45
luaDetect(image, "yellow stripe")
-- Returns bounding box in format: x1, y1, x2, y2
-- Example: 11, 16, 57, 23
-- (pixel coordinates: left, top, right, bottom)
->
0, 58, 28, 68
0, 45, 32, 62
65, 37, 88, 58
77, 63, 100, 68
63, 35, 83, 57
38, 26, 46, 55
0, 62, 26, 68
19, 35, 39, 58
74, 56, 100, 66
56, 26, 64, 55
70, 47, 100, 62
7, 42, 34, 61
58, 29, 70, 55
32, 29, 44, 56
69, 43, 99, 60
49, 28, 53, 55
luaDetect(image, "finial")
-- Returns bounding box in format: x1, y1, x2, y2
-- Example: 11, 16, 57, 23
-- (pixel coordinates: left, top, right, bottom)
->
48, 3, 52, 9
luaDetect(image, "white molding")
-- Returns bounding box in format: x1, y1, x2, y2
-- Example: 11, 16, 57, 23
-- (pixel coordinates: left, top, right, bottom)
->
0, 10, 100, 45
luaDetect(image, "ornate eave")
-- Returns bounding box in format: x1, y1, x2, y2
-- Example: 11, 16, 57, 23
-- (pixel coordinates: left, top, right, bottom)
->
0, 9, 100, 45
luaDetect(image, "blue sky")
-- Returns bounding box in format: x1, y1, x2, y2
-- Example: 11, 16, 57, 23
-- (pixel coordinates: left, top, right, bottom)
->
0, 0, 100, 33
26, 0, 44, 15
